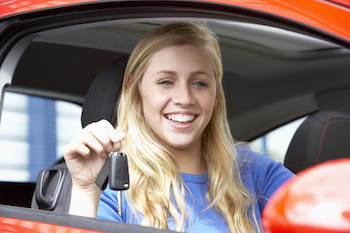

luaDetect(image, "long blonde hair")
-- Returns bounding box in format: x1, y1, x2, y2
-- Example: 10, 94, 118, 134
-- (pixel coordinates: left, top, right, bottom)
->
116, 22, 258, 232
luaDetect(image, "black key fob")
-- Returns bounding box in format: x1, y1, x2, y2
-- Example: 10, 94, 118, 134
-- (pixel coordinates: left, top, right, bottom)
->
95, 156, 110, 190
109, 152, 129, 190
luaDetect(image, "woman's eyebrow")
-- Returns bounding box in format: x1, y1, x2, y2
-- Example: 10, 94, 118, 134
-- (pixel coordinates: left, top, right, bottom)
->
152, 70, 211, 77
152, 70, 177, 77
190, 71, 212, 77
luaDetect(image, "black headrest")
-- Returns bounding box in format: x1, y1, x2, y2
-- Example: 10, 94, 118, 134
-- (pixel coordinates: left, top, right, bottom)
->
81, 55, 129, 128
284, 110, 350, 173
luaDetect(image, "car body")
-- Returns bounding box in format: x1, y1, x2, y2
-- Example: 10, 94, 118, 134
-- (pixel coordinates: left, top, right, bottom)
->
0, 0, 350, 232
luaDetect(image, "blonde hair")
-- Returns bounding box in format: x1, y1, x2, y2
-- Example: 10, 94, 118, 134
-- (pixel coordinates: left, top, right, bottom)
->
116, 22, 258, 232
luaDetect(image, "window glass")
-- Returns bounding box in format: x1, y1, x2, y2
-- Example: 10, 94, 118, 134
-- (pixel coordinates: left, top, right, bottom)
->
250, 117, 306, 163
0, 91, 82, 182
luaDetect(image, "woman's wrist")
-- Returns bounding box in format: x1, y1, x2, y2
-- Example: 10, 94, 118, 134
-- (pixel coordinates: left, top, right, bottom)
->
69, 183, 102, 218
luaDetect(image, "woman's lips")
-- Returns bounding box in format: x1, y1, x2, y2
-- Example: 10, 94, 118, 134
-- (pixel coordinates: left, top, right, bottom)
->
165, 114, 196, 124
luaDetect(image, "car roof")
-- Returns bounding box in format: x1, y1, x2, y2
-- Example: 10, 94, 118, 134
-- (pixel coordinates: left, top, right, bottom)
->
1, 0, 350, 41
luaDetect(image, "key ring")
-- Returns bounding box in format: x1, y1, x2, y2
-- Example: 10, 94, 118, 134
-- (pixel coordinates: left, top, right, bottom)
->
109, 136, 124, 157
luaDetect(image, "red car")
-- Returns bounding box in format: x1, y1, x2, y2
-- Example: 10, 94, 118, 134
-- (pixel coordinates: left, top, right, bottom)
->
0, 0, 350, 232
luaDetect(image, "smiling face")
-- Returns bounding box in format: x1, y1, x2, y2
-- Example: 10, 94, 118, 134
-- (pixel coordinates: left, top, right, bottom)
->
139, 44, 216, 157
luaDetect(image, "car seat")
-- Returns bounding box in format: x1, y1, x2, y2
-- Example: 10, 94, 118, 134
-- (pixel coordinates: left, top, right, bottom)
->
31, 55, 129, 212
284, 110, 350, 174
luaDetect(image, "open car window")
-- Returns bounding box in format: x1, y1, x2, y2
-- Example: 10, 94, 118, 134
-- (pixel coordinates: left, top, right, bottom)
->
0, 91, 82, 182
1, 18, 349, 180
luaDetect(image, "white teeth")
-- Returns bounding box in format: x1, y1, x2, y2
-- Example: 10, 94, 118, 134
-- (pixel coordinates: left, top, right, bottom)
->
166, 114, 195, 123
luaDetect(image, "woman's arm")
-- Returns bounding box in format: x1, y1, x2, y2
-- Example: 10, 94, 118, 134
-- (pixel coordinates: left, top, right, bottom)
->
63, 119, 125, 217
69, 183, 102, 217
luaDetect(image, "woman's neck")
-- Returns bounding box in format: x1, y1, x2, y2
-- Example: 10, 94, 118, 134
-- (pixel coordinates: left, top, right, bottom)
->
169, 142, 205, 175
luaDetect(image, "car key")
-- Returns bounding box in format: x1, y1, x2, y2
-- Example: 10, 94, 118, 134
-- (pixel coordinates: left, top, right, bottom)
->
110, 151, 129, 217
95, 141, 129, 217
109, 152, 129, 190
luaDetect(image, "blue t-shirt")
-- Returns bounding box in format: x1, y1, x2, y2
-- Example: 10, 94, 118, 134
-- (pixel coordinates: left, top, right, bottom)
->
97, 147, 294, 232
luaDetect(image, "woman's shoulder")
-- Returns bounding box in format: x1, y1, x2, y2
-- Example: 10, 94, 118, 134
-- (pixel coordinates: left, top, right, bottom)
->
235, 145, 295, 200
236, 145, 294, 188
235, 145, 275, 169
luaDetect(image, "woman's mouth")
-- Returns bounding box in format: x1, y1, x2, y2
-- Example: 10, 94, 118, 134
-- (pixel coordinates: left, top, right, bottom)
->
165, 114, 196, 124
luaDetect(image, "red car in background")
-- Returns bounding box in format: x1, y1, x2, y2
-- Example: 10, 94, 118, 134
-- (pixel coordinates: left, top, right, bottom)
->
0, 0, 350, 232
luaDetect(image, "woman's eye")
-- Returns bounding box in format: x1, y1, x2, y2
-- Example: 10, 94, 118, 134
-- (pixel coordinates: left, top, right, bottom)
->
193, 81, 207, 86
158, 80, 173, 85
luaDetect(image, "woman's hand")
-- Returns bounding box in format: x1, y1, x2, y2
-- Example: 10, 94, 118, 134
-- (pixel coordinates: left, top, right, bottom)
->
63, 119, 125, 217
64, 119, 125, 190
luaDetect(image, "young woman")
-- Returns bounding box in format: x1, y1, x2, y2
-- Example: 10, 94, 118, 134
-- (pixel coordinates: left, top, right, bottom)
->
63, 22, 294, 233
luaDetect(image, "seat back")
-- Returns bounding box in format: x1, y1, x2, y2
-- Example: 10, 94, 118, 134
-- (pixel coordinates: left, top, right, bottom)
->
284, 110, 350, 174
31, 55, 128, 212
81, 55, 128, 128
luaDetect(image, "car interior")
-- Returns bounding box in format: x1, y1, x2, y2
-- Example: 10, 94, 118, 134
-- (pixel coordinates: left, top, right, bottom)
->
1, 3, 350, 231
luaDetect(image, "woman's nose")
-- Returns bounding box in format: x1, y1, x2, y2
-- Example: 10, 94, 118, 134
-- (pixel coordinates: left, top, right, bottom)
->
173, 84, 195, 106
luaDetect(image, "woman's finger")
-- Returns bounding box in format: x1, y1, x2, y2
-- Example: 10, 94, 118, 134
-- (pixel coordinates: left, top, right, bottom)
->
94, 119, 122, 144
79, 132, 105, 157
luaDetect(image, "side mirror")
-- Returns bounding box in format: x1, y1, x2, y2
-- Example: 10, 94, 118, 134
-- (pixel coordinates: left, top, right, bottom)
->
262, 158, 350, 233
